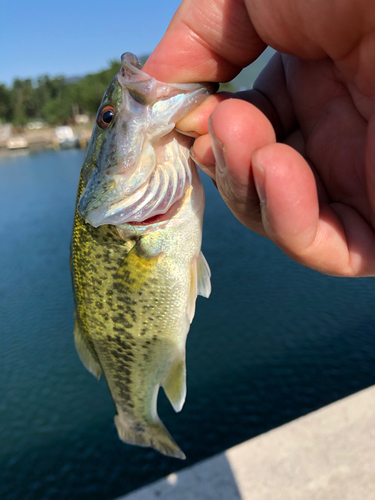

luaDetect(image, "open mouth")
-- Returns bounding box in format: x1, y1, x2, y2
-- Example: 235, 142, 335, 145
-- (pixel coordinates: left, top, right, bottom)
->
128, 213, 167, 225
80, 134, 193, 229
126, 187, 189, 226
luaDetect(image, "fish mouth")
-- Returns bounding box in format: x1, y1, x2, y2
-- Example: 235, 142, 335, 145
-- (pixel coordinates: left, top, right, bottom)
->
114, 184, 193, 238
80, 167, 189, 228
79, 134, 193, 228
127, 212, 169, 226
126, 194, 184, 226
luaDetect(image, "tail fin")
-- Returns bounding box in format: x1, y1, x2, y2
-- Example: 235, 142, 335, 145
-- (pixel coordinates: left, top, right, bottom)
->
114, 414, 186, 460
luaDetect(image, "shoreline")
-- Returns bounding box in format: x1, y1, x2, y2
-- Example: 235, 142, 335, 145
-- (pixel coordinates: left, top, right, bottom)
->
0, 123, 94, 157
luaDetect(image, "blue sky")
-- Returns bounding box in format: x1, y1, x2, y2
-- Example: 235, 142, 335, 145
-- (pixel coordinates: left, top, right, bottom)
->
0, 0, 182, 86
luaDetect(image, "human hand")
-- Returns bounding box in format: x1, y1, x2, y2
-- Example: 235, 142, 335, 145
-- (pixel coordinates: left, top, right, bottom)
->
143, 0, 375, 277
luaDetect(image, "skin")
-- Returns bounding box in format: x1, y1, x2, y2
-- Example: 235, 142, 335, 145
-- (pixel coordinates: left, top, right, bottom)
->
143, 0, 375, 277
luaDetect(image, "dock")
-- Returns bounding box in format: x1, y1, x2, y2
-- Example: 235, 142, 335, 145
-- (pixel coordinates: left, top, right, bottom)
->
0, 125, 93, 153
116, 385, 375, 500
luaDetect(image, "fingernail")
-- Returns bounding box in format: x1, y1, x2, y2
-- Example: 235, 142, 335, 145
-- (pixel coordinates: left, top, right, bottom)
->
252, 160, 267, 206
189, 148, 216, 180
175, 127, 199, 138
208, 116, 226, 174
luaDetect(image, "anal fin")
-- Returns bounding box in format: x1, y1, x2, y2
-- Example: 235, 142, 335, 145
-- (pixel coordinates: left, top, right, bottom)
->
74, 318, 102, 379
162, 356, 186, 413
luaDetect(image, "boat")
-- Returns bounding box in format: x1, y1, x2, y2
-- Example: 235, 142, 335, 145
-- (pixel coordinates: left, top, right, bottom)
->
54, 126, 79, 150
6, 135, 29, 150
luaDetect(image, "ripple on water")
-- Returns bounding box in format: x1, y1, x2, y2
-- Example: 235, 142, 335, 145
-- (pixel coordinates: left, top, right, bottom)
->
1, 149, 375, 500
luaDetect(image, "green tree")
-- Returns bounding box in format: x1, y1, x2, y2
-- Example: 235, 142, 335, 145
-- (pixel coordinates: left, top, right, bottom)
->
0, 84, 11, 122
70, 60, 121, 116
10, 78, 37, 125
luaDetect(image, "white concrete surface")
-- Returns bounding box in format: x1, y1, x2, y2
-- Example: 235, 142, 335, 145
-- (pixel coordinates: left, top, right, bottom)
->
117, 386, 375, 500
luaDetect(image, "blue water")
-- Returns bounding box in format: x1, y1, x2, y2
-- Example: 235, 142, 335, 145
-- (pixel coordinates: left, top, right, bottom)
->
1, 149, 374, 500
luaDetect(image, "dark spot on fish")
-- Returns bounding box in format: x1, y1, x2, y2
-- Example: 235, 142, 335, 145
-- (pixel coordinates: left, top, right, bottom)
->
117, 295, 132, 305
119, 390, 131, 402
122, 353, 134, 363
134, 422, 145, 433
113, 326, 126, 333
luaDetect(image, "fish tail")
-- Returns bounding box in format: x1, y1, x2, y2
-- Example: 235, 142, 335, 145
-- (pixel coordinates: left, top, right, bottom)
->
114, 414, 186, 460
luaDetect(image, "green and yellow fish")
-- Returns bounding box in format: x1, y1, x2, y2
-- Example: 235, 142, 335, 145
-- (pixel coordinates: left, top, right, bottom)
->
71, 53, 214, 459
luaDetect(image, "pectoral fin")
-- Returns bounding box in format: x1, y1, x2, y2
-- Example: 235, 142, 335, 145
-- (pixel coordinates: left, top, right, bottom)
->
162, 356, 186, 413
74, 319, 102, 379
197, 251, 211, 298
187, 251, 211, 323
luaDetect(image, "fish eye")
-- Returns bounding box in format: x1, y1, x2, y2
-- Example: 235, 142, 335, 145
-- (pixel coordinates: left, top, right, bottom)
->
97, 105, 115, 129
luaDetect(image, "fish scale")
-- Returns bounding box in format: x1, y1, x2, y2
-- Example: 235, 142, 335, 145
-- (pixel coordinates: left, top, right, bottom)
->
71, 53, 214, 459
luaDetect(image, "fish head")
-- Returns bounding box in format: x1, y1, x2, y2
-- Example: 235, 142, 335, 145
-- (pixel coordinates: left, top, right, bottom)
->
78, 52, 217, 228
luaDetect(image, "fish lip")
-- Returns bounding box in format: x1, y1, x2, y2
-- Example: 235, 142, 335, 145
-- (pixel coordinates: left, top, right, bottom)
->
77, 171, 117, 224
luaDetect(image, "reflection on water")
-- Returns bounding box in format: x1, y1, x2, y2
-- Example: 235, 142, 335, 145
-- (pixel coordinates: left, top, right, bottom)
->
1, 149, 374, 500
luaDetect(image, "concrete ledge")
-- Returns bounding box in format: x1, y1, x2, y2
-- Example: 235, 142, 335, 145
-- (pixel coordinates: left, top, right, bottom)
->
117, 385, 375, 500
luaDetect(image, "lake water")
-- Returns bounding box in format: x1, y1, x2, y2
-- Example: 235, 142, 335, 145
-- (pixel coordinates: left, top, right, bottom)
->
1, 149, 374, 500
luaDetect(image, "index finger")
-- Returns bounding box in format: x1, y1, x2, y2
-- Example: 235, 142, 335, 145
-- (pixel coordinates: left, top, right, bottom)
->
143, 0, 266, 83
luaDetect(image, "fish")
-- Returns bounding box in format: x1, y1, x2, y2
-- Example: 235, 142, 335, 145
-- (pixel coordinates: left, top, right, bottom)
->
70, 53, 215, 459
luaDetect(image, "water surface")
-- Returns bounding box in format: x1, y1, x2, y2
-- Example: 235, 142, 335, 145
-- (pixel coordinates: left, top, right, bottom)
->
1, 150, 374, 499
